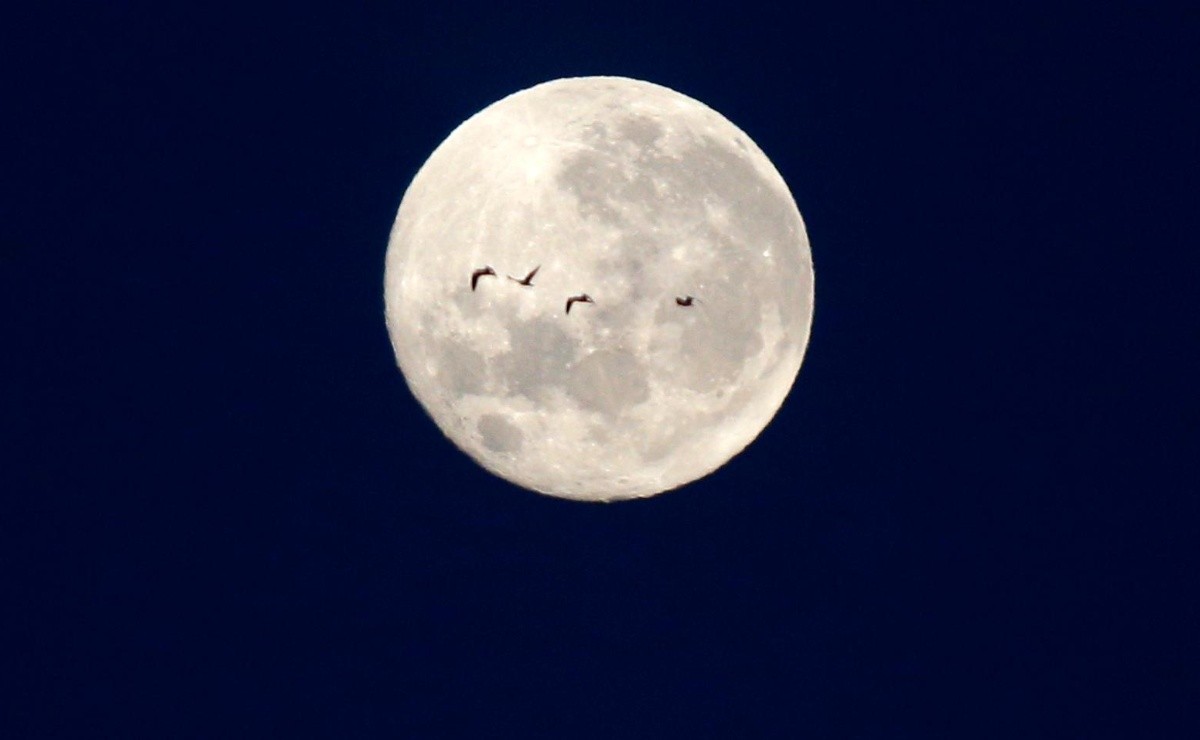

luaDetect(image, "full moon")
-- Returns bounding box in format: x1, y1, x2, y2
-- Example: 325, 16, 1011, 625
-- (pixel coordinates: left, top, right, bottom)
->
384, 76, 814, 502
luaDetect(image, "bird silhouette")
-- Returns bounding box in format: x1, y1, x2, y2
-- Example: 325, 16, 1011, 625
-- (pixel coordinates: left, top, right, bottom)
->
565, 294, 594, 314
470, 266, 496, 291
675, 295, 698, 307
507, 265, 540, 287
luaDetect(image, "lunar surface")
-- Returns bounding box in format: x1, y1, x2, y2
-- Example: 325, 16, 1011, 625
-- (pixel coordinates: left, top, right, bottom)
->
384, 76, 814, 502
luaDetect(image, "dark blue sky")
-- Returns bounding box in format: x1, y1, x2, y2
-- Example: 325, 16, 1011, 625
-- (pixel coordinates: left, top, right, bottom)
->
4, 3, 1196, 736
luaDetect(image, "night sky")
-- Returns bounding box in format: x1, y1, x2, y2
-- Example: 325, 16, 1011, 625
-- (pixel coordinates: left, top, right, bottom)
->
4, 3, 1197, 737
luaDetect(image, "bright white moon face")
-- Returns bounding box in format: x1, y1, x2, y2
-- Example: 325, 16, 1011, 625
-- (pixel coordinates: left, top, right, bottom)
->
385, 76, 814, 502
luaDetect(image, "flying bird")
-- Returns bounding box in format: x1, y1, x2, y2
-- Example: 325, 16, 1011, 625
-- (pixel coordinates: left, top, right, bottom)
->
565, 294, 594, 315
675, 295, 698, 306
507, 265, 541, 287
470, 266, 496, 291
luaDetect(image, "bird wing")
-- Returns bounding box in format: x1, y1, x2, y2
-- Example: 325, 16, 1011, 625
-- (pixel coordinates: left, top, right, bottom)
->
471, 268, 493, 290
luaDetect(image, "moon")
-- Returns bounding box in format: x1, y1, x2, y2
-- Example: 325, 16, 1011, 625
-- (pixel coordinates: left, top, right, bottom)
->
384, 76, 814, 502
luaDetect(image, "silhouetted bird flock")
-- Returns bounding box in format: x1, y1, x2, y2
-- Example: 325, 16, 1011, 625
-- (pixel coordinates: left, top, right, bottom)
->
470, 264, 696, 315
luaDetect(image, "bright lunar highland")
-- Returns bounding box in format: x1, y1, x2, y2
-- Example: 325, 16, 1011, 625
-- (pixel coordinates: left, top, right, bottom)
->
384, 76, 814, 502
